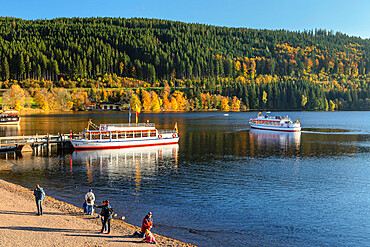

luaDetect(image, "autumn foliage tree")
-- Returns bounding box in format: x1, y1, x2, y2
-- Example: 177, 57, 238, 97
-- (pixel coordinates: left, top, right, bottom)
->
2, 85, 31, 111
231, 96, 240, 110
221, 97, 230, 110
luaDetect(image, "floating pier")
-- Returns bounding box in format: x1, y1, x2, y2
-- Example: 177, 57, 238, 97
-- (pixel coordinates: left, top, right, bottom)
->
0, 133, 79, 153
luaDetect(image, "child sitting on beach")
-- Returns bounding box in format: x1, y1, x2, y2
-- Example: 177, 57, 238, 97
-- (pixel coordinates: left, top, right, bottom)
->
143, 230, 156, 244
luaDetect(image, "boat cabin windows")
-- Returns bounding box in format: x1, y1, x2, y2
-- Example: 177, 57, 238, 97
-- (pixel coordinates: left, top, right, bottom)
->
118, 132, 125, 139
251, 119, 281, 126
86, 129, 155, 140
134, 130, 141, 138
126, 131, 134, 138
102, 132, 110, 139
149, 130, 156, 137
91, 132, 100, 140
111, 131, 117, 139
142, 131, 149, 137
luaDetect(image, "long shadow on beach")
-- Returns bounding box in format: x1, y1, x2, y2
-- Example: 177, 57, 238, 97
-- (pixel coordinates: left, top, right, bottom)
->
0, 226, 94, 234
0, 210, 66, 216
66, 234, 140, 244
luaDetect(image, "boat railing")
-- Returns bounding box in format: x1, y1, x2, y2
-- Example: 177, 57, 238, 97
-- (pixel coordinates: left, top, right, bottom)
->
258, 115, 291, 121
101, 123, 155, 128
157, 129, 175, 134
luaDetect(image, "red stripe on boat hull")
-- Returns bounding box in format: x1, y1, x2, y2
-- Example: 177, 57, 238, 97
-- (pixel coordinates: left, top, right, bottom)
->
73, 141, 179, 151
250, 125, 301, 132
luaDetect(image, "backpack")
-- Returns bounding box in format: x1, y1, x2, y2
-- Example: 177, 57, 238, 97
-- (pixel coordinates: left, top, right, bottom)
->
86, 196, 92, 203
107, 207, 114, 217
35, 188, 45, 200
40, 189, 45, 200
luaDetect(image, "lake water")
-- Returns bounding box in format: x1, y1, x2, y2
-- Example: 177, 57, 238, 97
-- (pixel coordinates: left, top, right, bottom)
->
0, 111, 369, 246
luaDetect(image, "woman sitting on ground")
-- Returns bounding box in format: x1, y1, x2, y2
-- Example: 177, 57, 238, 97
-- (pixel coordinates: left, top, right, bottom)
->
143, 230, 156, 244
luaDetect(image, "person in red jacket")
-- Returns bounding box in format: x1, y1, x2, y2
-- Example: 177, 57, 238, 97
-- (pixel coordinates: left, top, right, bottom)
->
141, 212, 153, 236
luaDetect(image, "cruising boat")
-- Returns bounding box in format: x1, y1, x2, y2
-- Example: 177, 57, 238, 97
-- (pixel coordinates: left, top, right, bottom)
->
249, 112, 301, 132
0, 111, 20, 125
70, 120, 179, 150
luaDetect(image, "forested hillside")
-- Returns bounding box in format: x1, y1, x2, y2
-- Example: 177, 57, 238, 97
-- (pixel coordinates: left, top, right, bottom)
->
0, 17, 369, 111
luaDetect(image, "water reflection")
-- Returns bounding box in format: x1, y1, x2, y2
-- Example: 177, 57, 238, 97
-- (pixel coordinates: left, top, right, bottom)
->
71, 145, 178, 166
249, 129, 301, 147
70, 144, 179, 181
0, 125, 21, 136
249, 129, 301, 156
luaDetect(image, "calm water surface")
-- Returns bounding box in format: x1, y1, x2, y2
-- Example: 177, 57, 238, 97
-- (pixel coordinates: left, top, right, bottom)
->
0, 111, 369, 247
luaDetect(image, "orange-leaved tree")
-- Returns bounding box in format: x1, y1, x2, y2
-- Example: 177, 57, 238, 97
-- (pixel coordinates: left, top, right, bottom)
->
141, 90, 152, 111
221, 97, 230, 110
231, 96, 240, 110
150, 91, 161, 111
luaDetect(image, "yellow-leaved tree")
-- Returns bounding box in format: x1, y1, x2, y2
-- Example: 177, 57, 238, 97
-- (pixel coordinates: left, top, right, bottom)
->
2, 84, 31, 111
174, 91, 187, 110
170, 97, 178, 110
130, 93, 141, 111
162, 86, 171, 110
151, 91, 161, 111
221, 97, 230, 110
34, 89, 54, 111
329, 100, 336, 111
141, 90, 152, 111
72, 90, 91, 111
231, 96, 240, 110
301, 95, 308, 107
262, 91, 268, 105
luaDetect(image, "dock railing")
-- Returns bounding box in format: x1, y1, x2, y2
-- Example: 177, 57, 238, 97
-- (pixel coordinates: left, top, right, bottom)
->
0, 133, 83, 148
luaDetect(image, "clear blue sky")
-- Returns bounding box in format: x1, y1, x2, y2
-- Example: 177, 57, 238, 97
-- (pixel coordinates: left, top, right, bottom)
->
1, 0, 369, 39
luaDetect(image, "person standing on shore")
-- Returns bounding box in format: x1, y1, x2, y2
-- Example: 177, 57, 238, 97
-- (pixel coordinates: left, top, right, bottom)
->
97, 200, 108, 232
33, 184, 45, 216
84, 189, 95, 215
141, 212, 153, 237
95, 200, 114, 234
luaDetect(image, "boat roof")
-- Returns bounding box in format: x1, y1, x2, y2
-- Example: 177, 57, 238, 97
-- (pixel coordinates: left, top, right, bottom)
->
86, 123, 156, 132
253, 113, 293, 121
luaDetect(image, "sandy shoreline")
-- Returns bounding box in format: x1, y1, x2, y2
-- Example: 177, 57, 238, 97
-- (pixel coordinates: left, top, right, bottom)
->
0, 178, 195, 247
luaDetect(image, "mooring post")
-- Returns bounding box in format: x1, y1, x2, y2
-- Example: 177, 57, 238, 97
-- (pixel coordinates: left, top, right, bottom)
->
47, 133, 50, 155
61, 133, 64, 150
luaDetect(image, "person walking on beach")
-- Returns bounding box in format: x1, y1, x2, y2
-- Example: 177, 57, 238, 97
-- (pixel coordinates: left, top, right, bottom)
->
141, 212, 153, 237
95, 200, 114, 234
33, 184, 45, 216
85, 189, 95, 215
97, 200, 108, 232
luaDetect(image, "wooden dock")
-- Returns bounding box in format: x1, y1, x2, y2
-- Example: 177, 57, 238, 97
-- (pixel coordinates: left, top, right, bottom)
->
0, 133, 79, 153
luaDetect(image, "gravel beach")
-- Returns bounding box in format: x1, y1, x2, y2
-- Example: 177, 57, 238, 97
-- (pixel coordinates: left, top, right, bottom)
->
0, 178, 195, 247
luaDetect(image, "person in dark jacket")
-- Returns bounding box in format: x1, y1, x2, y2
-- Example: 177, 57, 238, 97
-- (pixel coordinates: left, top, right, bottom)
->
95, 200, 113, 234
33, 184, 45, 216
141, 212, 153, 236
97, 200, 107, 232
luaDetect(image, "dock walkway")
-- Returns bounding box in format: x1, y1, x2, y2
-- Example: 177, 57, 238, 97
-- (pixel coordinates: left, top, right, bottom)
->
0, 133, 79, 152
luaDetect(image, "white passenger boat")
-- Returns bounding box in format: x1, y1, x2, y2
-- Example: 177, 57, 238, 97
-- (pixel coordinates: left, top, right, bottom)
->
0, 111, 20, 125
70, 120, 179, 150
249, 112, 301, 132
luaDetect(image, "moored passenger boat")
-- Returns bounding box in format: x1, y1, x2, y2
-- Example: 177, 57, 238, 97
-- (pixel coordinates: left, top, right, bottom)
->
70, 120, 179, 150
0, 111, 20, 125
249, 112, 301, 132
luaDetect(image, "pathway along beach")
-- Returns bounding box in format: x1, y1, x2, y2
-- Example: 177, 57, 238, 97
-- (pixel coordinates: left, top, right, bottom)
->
0, 178, 194, 247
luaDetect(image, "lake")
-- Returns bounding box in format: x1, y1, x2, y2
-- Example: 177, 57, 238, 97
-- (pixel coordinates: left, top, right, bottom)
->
0, 111, 369, 246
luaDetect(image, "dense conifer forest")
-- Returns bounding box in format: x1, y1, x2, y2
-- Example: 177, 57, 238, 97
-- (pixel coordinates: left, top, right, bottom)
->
0, 17, 369, 111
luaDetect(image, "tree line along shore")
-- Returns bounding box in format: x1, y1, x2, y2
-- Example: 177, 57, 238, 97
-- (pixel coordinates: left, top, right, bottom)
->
0, 17, 369, 112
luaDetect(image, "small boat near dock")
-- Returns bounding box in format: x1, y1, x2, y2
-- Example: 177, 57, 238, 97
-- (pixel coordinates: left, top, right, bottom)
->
0, 111, 20, 125
249, 112, 301, 132
70, 120, 179, 150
